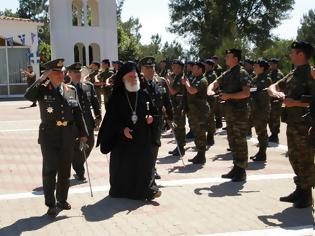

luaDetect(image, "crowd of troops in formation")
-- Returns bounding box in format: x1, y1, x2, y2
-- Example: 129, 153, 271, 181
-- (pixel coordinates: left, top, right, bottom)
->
24, 40, 315, 217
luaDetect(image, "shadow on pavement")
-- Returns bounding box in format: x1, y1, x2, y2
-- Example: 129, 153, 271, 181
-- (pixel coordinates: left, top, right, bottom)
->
258, 207, 313, 228
158, 155, 179, 165
167, 163, 203, 174
247, 161, 267, 170
212, 152, 233, 162
0, 215, 67, 235
194, 181, 252, 197
81, 196, 159, 222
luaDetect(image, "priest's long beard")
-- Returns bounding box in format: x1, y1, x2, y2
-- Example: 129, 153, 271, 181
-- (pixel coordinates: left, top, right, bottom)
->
124, 79, 140, 92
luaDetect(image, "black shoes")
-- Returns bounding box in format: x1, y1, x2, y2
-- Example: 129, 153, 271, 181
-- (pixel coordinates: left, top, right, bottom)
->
250, 149, 266, 162
46, 206, 59, 218
30, 103, 37, 107
188, 151, 206, 164
215, 119, 223, 129
293, 189, 312, 208
168, 148, 177, 155
280, 187, 312, 208
186, 130, 194, 139
155, 172, 161, 180
268, 133, 279, 144
74, 173, 86, 181
172, 147, 185, 157
221, 165, 246, 182
56, 201, 71, 210
206, 133, 214, 146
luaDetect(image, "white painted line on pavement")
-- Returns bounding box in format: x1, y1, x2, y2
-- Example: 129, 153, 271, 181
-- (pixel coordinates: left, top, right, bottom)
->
0, 173, 294, 201
200, 225, 314, 236
247, 137, 288, 152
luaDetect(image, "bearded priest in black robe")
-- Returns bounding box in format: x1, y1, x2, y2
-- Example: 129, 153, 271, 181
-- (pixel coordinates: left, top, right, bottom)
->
97, 62, 161, 201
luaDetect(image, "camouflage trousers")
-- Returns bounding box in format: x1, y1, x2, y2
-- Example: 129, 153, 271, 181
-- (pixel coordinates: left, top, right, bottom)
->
225, 105, 249, 169
188, 111, 208, 151
253, 110, 270, 150
173, 107, 186, 148
287, 123, 315, 190
207, 98, 216, 135
268, 100, 282, 134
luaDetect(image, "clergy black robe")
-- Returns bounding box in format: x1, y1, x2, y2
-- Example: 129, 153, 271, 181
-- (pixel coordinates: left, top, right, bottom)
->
97, 89, 158, 200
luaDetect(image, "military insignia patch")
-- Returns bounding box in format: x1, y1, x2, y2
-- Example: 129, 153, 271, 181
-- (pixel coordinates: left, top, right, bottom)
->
47, 106, 54, 113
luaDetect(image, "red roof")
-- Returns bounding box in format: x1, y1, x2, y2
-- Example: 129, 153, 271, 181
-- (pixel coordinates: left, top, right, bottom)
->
0, 16, 43, 25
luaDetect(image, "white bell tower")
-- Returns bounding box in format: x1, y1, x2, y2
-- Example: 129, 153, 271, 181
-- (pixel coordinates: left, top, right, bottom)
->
49, 0, 118, 65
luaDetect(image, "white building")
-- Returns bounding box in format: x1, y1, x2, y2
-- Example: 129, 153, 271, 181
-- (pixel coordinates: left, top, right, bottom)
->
49, 0, 118, 65
0, 16, 43, 97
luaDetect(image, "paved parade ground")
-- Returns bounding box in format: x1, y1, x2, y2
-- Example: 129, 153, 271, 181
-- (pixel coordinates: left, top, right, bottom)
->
0, 100, 314, 236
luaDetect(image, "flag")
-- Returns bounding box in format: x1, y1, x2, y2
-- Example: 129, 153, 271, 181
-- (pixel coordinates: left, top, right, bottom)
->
18, 34, 26, 45
6, 37, 14, 47
30, 52, 40, 64
31, 33, 36, 45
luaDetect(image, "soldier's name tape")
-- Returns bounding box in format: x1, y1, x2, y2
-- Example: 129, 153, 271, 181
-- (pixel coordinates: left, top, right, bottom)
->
0, 173, 294, 201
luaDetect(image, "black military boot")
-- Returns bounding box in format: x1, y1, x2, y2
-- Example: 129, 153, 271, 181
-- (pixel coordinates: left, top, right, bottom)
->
215, 118, 223, 129
293, 188, 312, 208
231, 166, 246, 182
221, 165, 237, 179
279, 186, 301, 203
186, 130, 194, 139
268, 133, 279, 144
56, 201, 71, 210
172, 147, 185, 157
250, 148, 266, 162
188, 151, 206, 164
207, 133, 215, 146
46, 206, 60, 218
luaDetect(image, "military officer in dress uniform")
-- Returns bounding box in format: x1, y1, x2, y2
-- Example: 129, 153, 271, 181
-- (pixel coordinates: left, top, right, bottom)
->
24, 59, 88, 217
67, 63, 102, 181
139, 56, 173, 180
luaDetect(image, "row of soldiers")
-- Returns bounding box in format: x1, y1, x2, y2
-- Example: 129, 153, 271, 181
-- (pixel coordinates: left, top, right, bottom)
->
25, 40, 315, 217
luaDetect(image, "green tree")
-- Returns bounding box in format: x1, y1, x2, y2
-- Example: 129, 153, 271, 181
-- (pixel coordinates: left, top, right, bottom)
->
0, 9, 19, 17
169, 0, 294, 57
297, 9, 315, 46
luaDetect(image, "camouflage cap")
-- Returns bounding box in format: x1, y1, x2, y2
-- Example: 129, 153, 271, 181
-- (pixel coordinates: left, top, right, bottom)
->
139, 56, 155, 67
66, 62, 82, 72
42, 58, 65, 71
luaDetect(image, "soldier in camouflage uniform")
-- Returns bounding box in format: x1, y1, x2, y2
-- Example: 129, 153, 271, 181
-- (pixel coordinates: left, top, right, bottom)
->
268, 41, 315, 208
211, 56, 224, 128
158, 59, 168, 78
244, 59, 256, 136
185, 61, 195, 140
183, 62, 210, 164
249, 59, 272, 162
268, 58, 284, 143
204, 59, 217, 146
208, 49, 251, 182
98, 59, 114, 110
165, 60, 186, 157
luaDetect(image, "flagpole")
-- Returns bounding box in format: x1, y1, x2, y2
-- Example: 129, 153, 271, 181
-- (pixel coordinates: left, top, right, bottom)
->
5, 39, 10, 96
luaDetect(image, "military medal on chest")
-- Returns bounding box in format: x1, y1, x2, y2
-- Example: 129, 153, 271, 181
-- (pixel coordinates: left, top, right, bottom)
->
46, 106, 54, 114
126, 92, 138, 125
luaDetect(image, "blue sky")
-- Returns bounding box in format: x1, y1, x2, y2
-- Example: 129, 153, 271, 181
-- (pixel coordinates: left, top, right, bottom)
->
1, 0, 313, 48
